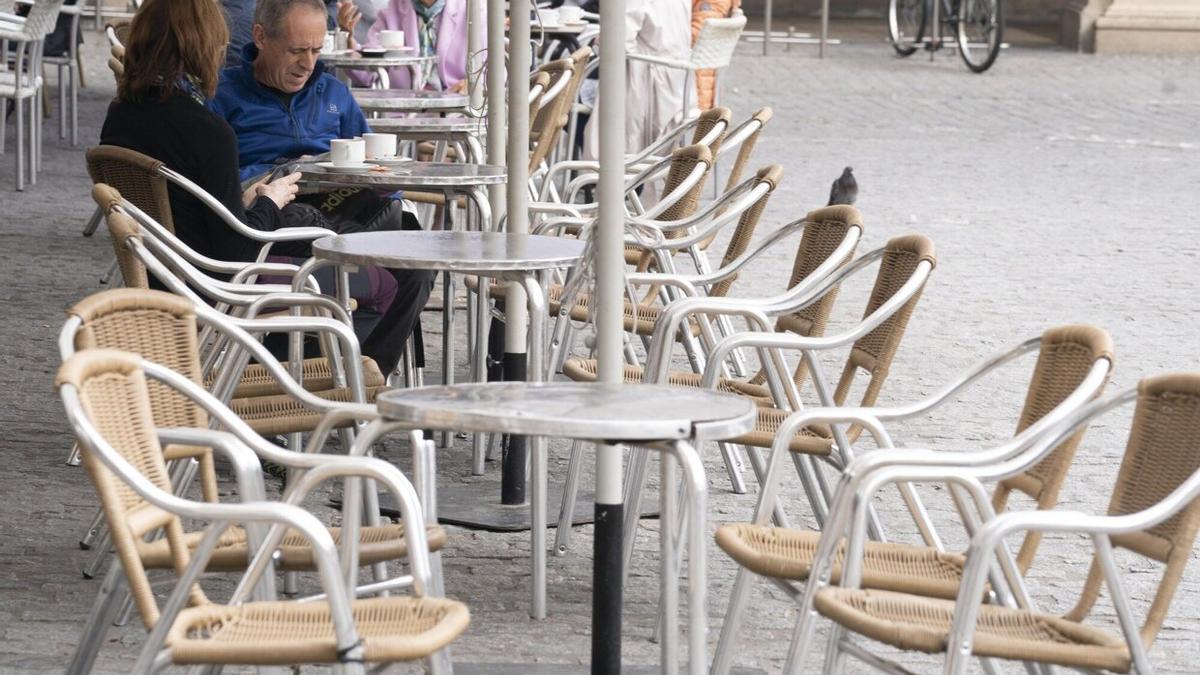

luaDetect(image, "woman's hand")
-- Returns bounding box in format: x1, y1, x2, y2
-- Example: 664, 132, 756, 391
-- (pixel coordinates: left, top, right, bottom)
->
449, 78, 468, 94
245, 172, 301, 210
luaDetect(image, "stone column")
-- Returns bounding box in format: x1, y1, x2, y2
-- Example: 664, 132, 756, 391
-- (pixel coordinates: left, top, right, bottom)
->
1060, 0, 1112, 52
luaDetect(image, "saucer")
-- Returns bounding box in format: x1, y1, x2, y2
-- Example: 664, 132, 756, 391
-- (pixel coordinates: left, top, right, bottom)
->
561, 20, 587, 26
315, 161, 375, 173
368, 156, 414, 167
384, 47, 416, 56
360, 48, 388, 58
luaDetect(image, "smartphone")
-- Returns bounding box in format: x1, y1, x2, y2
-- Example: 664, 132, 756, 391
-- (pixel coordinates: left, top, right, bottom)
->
266, 162, 301, 183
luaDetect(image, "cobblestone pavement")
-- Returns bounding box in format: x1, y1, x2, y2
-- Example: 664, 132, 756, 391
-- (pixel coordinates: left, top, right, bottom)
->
1, 21, 1198, 674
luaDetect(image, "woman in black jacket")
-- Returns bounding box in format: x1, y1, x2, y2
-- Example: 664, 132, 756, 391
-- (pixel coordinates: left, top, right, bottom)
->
99, 0, 299, 264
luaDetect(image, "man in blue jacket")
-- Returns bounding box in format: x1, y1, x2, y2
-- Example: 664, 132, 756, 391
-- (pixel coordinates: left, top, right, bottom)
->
210, 0, 430, 376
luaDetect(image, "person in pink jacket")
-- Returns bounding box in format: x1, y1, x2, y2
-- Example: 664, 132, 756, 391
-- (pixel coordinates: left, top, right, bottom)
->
337, 0, 477, 92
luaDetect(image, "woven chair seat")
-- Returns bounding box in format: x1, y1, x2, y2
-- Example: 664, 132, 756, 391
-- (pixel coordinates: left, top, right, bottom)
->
215, 356, 386, 399
813, 588, 1131, 672
731, 405, 836, 454
138, 523, 447, 572
547, 285, 700, 338
715, 524, 968, 599
561, 357, 773, 404
167, 596, 470, 665
231, 386, 386, 437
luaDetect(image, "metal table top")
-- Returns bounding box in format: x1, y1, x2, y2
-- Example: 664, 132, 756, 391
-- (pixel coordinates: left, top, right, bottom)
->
368, 116, 485, 134
313, 230, 587, 272
298, 161, 505, 189
319, 50, 432, 69
354, 89, 471, 112
375, 381, 758, 443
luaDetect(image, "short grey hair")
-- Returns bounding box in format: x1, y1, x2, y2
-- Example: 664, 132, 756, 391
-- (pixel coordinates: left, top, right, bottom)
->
253, 0, 327, 39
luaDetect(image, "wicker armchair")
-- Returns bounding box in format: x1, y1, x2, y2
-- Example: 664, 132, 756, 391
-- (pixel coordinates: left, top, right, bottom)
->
809, 373, 1200, 674
711, 325, 1115, 673
59, 349, 466, 674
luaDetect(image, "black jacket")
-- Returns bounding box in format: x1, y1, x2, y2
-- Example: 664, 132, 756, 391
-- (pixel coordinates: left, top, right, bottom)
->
99, 90, 284, 264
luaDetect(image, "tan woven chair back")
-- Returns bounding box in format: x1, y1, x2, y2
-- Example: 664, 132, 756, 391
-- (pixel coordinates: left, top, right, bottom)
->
828, 234, 935, 442
721, 107, 772, 195
94, 184, 151, 289
690, 106, 732, 159
993, 325, 1114, 571
707, 164, 783, 299
86, 145, 175, 234
1065, 373, 1200, 647
656, 143, 713, 224
528, 46, 591, 173
68, 288, 208, 431
749, 205, 862, 389
528, 71, 551, 125
57, 350, 209, 629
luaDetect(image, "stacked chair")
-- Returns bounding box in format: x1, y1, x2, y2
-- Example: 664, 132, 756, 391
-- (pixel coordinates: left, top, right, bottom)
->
0, 0, 64, 190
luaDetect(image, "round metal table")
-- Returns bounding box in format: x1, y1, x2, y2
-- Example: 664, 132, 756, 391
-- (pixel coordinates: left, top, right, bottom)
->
370, 380, 757, 667
369, 116, 487, 163
306, 229, 585, 463
319, 50, 435, 89
353, 88, 472, 114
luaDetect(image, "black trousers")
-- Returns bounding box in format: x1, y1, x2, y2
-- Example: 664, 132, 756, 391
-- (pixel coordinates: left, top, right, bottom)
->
273, 196, 434, 374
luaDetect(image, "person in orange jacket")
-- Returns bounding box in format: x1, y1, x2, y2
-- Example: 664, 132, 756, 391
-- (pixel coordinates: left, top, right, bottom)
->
691, 0, 740, 110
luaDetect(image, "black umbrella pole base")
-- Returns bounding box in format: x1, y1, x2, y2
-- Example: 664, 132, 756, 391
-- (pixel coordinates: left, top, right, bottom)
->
592, 502, 623, 675
500, 351, 528, 506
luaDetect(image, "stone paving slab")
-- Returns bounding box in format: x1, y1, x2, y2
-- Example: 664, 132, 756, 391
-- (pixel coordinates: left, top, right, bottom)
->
1, 22, 1199, 674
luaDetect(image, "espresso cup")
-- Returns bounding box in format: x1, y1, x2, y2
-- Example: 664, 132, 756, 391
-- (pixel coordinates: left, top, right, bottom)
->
330, 138, 366, 166
559, 6, 583, 23
537, 7, 560, 26
322, 31, 336, 53
363, 132, 398, 160
379, 29, 406, 49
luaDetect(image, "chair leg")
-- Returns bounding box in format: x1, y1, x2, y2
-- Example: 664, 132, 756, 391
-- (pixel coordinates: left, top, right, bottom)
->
81, 204, 106, 237
67, 563, 128, 675
16, 95, 25, 191
619, 446, 651, 585
711, 566, 760, 675
59, 67, 67, 139
0, 94, 7, 153
553, 437, 587, 555
717, 441, 748, 494
78, 506, 106, 549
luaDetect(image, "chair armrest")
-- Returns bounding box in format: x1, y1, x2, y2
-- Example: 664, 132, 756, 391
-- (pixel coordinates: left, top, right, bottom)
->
627, 52, 692, 70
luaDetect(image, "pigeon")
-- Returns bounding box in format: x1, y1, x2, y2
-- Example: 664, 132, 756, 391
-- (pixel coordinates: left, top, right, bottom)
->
827, 166, 858, 206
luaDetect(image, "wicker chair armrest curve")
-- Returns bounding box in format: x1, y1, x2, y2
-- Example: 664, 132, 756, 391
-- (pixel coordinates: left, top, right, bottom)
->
156, 428, 270, 504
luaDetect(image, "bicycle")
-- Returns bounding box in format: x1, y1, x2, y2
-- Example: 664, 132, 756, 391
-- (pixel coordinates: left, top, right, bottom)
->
887, 0, 1004, 73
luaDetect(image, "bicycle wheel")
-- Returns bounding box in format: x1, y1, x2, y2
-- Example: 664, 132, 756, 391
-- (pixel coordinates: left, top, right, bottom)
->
888, 0, 926, 56
956, 0, 1003, 72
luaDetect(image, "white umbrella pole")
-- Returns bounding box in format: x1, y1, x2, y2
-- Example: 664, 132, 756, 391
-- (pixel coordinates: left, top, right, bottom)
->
485, 0, 506, 218
594, 0, 626, 667
504, 0, 542, 621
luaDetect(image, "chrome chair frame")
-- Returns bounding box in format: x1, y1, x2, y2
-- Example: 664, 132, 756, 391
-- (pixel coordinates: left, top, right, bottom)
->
710, 337, 1113, 673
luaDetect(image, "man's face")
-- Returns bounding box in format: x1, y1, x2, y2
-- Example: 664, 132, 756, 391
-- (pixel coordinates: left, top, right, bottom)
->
252, 6, 327, 93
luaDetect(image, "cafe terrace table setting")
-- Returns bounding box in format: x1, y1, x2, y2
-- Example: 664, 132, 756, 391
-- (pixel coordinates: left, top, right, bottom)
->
345, 380, 757, 660
319, 48, 436, 90
301, 228, 586, 469
367, 116, 487, 164
353, 88, 473, 115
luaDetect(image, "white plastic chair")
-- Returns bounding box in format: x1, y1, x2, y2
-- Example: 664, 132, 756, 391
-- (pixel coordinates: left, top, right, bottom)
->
626, 12, 746, 121
0, 0, 64, 190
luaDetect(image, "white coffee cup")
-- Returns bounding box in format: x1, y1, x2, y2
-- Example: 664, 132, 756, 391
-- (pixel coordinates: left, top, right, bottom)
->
322, 31, 336, 53
363, 132, 398, 160
379, 29, 406, 49
559, 6, 583, 24
330, 138, 366, 166
536, 7, 560, 26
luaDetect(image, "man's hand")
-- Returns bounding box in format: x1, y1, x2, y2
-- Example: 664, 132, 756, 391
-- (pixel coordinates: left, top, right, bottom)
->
244, 172, 301, 210
337, 0, 362, 49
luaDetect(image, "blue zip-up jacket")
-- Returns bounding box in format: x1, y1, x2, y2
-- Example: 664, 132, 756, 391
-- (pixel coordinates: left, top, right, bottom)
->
210, 43, 371, 182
